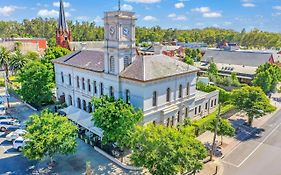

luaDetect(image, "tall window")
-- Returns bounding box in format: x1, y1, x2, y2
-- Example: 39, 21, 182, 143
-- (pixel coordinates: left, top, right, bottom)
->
68, 74, 71, 85
88, 79, 91, 92
177, 111, 180, 122
82, 78, 85, 90
100, 83, 104, 96
171, 116, 174, 126
109, 56, 115, 73
76, 76, 80, 88
178, 84, 182, 98
93, 81, 97, 94
166, 88, 171, 102
214, 99, 217, 106
205, 103, 208, 110
185, 107, 188, 118
68, 95, 72, 106
167, 118, 170, 127
125, 89, 130, 104
199, 106, 201, 114
88, 102, 92, 113
61, 72, 64, 83
77, 98, 81, 109
109, 86, 114, 97
211, 100, 213, 107
82, 100, 86, 111
124, 56, 130, 68
186, 82, 190, 96
152, 91, 157, 107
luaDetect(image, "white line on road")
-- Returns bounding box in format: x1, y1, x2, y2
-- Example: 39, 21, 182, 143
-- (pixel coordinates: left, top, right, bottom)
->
237, 122, 281, 167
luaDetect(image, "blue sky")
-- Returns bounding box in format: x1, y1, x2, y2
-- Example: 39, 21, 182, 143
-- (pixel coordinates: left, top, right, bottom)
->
0, 0, 280, 32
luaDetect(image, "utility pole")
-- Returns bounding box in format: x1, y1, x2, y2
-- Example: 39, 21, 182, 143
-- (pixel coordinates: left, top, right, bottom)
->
210, 103, 221, 161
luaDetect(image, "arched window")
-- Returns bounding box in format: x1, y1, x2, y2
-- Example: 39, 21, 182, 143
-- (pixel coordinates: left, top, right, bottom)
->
68, 95, 72, 106
152, 91, 157, 107
61, 72, 64, 83
88, 102, 92, 113
166, 88, 171, 102
124, 56, 130, 68
109, 86, 114, 98
76, 76, 80, 88
77, 98, 81, 109
82, 100, 86, 111
186, 82, 190, 96
68, 74, 71, 85
178, 84, 182, 98
109, 56, 115, 73
125, 89, 130, 104
88, 79, 91, 92
100, 83, 104, 96
82, 78, 85, 90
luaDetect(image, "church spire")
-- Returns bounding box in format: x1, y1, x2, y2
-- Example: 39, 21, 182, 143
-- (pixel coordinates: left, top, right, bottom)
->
58, 0, 68, 32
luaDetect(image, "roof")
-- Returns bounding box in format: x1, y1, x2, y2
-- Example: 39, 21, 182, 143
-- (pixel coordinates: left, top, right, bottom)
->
120, 54, 199, 82
58, 0, 68, 31
52, 50, 104, 72
202, 50, 272, 67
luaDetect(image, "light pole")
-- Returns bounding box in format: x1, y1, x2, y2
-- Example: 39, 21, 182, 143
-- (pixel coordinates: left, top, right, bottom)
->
210, 103, 221, 161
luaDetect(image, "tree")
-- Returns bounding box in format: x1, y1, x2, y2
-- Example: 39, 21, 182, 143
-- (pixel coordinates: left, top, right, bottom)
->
85, 161, 94, 175
10, 50, 28, 73
207, 62, 218, 76
131, 124, 207, 175
25, 51, 40, 61
230, 72, 241, 87
42, 46, 71, 65
184, 56, 194, 65
252, 71, 272, 93
0, 46, 11, 78
17, 61, 54, 107
208, 118, 235, 145
92, 96, 143, 148
232, 86, 276, 126
23, 111, 77, 164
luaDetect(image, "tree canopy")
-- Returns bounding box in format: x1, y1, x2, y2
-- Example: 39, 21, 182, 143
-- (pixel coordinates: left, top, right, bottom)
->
92, 96, 143, 148
232, 86, 276, 126
23, 111, 78, 161
17, 61, 54, 107
130, 124, 207, 175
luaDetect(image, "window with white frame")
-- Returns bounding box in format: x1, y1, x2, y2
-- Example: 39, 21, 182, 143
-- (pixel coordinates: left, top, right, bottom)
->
109, 56, 115, 73
152, 91, 157, 106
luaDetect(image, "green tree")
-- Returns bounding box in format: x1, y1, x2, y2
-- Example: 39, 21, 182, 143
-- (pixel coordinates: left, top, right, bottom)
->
92, 96, 143, 148
207, 62, 218, 76
232, 86, 276, 126
131, 124, 207, 175
23, 111, 77, 163
253, 71, 272, 93
17, 61, 54, 107
85, 161, 94, 175
208, 118, 235, 145
10, 50, 28, 73
230, 72, 241, 87
25, 51, 40, 61
0, 46, 11, 79
42, 46, 71, 64
184, 56, 194, 65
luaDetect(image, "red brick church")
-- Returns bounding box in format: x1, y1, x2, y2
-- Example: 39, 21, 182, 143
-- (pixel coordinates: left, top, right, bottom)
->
56, 0, 72, 50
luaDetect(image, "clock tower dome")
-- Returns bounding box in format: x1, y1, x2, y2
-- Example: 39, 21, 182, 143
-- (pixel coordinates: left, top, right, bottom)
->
104, 10, 136, 75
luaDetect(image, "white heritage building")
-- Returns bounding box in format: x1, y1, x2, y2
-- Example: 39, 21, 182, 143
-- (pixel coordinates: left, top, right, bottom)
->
53, 7, 219, 126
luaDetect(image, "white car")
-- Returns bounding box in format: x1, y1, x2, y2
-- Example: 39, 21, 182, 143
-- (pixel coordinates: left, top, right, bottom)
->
0, 119, 20, 131
13, 136, 26, 151
6, 129, 26, 141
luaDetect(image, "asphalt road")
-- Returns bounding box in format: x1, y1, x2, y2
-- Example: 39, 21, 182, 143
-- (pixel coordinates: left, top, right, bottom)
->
222, 109, 281, 175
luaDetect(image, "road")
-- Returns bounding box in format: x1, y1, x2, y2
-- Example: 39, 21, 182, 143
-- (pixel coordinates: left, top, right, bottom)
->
222, 109, 281, 175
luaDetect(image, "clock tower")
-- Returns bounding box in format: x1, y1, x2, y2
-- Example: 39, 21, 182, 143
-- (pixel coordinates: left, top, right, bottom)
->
104, 10, 136, 75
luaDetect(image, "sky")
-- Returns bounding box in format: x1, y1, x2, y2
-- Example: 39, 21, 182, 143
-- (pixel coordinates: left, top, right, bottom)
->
0, 0, 281, 33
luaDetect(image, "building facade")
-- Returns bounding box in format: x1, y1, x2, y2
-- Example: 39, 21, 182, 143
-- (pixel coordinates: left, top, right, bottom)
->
53, 7, 219, 127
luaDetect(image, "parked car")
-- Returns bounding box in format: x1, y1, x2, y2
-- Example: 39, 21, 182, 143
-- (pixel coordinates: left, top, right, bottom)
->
0, 115, 15, 120
13, 136, 26, 151
0, 119, 20, 132
6, 129, 26, 141
0, 104, 6, 115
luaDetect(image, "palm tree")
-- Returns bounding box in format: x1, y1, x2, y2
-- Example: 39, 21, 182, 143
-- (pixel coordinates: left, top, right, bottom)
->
0, 46, 11, 107
10, 50, 28, 74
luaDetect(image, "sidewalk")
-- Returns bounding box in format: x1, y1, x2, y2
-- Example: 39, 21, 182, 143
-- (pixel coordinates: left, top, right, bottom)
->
196, 158, 223, 175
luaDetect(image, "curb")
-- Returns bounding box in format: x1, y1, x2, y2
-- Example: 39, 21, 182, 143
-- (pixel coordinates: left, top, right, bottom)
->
94, 146, 142, 171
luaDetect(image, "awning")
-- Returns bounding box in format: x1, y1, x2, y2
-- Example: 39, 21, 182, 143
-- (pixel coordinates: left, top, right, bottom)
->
62, 106, 103, 138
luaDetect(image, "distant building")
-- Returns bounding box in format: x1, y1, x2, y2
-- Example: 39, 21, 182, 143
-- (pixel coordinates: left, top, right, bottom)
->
0, 37, 47, 54
195, 49, 273, 84
56, 0, 72, 50
138, 45, 185, 58
177, 42, 208, 50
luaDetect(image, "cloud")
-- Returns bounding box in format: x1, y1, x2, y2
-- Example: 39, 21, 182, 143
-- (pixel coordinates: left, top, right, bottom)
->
273, 6, 281, 10
121, 4, 133, 11
203, 12, 221, 18
175, 2, 184, 9
0, 6, 19, 16
168, 13, 176, 18
94, 16, 102, 23
76, 16, 90, 21
191, 7, 210, 13
242, 3, 255, 7
53, 1, 71, 8
37, 9, 70, 18
125, 0, 161, 3
143, 15, 157, 21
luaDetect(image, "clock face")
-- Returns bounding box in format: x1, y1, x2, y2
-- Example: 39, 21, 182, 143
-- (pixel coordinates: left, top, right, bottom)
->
109, 26, 115, 35
123, 27, 130, 36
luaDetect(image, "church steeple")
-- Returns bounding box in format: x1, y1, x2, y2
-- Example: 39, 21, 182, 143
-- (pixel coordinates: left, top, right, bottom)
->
56, 0, 72, 50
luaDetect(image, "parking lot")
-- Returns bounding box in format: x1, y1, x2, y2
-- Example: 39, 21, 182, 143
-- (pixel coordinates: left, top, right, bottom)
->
0, 92, 140, 175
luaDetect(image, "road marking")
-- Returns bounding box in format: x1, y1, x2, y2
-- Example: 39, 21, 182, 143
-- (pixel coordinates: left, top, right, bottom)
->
237, 122, 281, 167
221, 160, 239, 167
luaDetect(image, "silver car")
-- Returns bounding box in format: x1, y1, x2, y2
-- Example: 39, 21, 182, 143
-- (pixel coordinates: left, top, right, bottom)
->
0, 119, 20, 132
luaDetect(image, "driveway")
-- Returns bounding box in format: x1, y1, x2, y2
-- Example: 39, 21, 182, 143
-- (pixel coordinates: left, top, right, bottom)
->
0, 90, 140, 175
